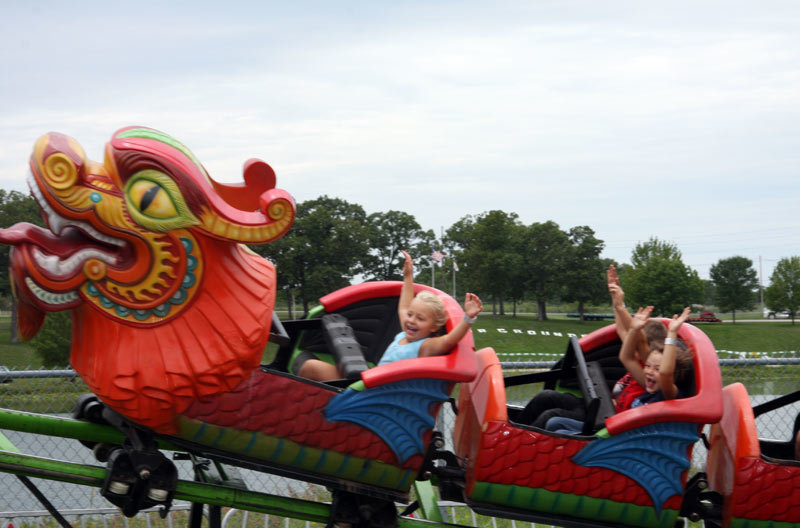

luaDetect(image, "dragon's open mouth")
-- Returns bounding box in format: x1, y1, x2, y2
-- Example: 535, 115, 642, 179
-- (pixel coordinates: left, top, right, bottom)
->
4, 173, 129, 280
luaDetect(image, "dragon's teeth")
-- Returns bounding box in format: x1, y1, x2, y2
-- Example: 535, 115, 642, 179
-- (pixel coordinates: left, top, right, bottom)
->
32, 247, 117, 276
24, 277, 79, 305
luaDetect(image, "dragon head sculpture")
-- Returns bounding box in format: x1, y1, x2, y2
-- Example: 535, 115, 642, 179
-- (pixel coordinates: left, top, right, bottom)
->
0, 126, 295, 432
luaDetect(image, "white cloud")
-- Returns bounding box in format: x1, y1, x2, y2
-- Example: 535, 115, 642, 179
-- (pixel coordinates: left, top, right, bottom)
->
1, 1, 799, 282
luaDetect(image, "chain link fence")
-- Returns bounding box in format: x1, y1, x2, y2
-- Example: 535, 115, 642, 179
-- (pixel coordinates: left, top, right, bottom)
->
1, 357, 798, 527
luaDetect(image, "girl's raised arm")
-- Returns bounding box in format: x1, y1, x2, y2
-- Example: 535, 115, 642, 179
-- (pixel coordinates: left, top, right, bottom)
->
659, 307, 691, 400
608, 265, 650, 359
619, 306, 653, 387
397, 250, 415, 321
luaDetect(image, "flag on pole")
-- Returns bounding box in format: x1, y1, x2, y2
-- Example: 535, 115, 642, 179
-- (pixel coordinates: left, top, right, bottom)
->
453, 260, 459, 272
432, 250, 445, 263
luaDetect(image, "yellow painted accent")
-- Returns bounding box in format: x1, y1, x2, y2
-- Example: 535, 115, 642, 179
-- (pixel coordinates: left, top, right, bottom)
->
44, 153, 78, 190
83, 259, 107, 281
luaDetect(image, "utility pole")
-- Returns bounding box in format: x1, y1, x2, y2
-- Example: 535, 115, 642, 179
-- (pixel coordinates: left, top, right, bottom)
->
452, 260, 457, 299
759, 255, 764, 311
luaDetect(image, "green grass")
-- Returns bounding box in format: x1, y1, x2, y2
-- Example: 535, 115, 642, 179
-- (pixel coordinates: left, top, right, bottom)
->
472, 315, 608, 359
692, 322, 799, 353
1, 313, 797, 369
469, 313, 799, 359
0, 320, 41, 369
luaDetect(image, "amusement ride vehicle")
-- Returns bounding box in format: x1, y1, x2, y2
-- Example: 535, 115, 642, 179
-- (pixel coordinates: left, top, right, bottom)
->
0, 127, 794, 528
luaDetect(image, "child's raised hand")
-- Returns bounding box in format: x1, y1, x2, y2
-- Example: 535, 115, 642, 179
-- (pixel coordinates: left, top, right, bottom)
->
607, 265, 620, 287
669, 307, 692, 333
630, 306, 653, 330
463, 292, 483, 318
607, 265, 624, 307
401, 250, 413, 278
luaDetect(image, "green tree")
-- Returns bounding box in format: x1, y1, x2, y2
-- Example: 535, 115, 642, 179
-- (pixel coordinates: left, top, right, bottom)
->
254, 196, 370, 317
362, 210, 435, 281
446, 211, 525, 316
562, 226, 606, 322
30, 311, 72, 367
523, 221, 570, 321
0, 189, 44, 343
630, 237, 683, 267
764, 256, 800, 325
710, 256, 758, 323
623, 237, 703, 316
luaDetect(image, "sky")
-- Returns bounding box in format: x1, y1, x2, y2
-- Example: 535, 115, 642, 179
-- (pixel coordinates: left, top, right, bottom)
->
1, 1, 798, 285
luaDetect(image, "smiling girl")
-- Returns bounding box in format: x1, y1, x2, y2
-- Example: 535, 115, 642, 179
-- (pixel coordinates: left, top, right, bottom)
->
298, 250, 483, 380
621, 305, 694, 407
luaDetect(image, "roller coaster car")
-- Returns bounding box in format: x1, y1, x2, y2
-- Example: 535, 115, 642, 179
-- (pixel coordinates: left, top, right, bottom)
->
451, 322, 724, 528
0, 126, 477, 525
73, 282, 478, 518
705, 383, 800, 528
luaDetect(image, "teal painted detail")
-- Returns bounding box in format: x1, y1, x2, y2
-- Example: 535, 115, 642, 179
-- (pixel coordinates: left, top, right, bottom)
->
291, 447, 307, 466
192, 423, 208, 442
243, 433, 257, 454
90, 192, 101, 203
572, 421, 698, 515
397, 470, 411, 489
312, 450, 327, 472
211, 428, 226, 448
335, 455, 352, 476
325, 379, 449, 463
272, 440, 284, 459
356, 460, 371, 480
85, 236, 197, 320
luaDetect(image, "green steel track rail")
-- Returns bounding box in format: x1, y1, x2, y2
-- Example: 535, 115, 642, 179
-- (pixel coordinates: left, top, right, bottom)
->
0, 408, 464, 527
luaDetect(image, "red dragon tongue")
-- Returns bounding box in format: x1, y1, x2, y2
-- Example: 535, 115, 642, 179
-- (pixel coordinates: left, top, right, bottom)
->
0, 223, 50, 341
0, 223, 39, 245
16, 299, 46, 342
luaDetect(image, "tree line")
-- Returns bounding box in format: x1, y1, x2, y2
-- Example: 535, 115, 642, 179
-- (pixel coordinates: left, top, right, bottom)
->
249, 195, 800, 324
2, 190, 800, 366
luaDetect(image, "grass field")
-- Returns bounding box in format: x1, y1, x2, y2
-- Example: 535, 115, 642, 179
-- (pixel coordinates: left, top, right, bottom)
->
1, 314, 797, 369
470, 313, 799, 358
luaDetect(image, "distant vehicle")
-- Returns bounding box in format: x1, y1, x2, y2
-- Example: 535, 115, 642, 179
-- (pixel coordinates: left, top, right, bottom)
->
687, 310, 722, 323
763, 308, 792, 319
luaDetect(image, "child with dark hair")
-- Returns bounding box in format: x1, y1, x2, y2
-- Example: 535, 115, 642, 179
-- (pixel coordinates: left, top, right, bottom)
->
515, 266, 667, 428
607, 264, 668, 411
545, 305, 694, 433
620, 306, 694, 404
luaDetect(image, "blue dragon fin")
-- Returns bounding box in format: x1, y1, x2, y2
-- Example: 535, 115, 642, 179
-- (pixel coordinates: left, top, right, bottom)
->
325, 379, 449, 463
572, 421, 698, 515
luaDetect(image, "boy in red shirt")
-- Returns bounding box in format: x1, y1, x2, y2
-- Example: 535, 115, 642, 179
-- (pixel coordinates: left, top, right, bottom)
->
607, 265, 666, 411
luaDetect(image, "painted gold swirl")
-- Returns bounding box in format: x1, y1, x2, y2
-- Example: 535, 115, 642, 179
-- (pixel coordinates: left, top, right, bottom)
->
43, 153, 78, 190
267, 198, 291, 221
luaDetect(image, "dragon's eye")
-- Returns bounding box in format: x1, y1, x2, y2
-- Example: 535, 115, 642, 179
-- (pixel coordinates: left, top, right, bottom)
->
124, 170, 198, 232
129, 179, 178, 218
